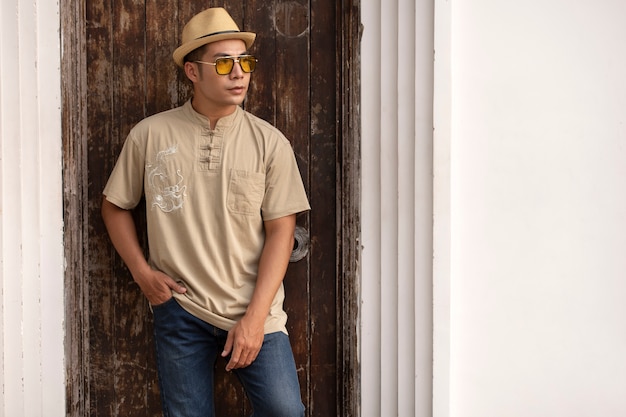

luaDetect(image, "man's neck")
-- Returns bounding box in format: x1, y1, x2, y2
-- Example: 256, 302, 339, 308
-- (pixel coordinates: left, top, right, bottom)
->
191, 97, 237, 129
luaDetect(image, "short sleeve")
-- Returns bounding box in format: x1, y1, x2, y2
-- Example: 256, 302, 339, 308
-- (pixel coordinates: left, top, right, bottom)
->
261, 142, 310, 220
102, 133, 146, 210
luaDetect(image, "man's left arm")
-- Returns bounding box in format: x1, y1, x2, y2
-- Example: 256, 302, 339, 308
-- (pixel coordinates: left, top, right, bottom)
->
222, 214, 296, 371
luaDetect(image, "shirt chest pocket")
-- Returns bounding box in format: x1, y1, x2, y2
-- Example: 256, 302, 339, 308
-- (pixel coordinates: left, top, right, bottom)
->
227, 169, 265, 216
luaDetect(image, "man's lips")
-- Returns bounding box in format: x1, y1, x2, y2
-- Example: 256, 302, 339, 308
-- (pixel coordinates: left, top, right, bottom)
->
228, 86, 246, 93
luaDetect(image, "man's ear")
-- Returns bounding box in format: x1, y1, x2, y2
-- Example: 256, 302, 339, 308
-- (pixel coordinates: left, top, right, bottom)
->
184, 62, 200, 82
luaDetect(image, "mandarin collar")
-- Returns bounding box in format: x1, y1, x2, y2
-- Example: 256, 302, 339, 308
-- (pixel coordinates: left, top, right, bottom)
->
183, 99, 241, 130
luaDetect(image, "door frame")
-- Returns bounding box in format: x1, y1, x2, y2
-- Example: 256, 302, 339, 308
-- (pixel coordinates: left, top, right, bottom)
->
61, 0, 361, 415
336, 1, 361, 416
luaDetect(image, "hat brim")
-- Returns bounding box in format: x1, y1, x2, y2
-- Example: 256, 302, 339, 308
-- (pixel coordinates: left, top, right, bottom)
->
173, 32, 256, 67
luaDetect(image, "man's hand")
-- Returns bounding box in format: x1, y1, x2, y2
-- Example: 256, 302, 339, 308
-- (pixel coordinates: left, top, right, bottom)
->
134, 267, 187, 306
221, 315, 265, 371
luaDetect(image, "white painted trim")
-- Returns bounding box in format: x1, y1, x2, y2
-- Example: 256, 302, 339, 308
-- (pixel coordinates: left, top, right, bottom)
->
432, 0, 451, 415
360, 0, 383, 414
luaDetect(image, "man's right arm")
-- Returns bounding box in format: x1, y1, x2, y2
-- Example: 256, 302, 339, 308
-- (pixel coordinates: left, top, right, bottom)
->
101, 197, 186, 305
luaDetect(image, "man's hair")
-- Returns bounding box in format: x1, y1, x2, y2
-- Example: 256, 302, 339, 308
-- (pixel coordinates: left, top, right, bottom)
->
184, 44, 208, 65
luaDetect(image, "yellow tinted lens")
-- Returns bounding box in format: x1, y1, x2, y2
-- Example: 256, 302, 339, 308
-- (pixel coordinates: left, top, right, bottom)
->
215, 58, 235, 75
240, 56, 257, 73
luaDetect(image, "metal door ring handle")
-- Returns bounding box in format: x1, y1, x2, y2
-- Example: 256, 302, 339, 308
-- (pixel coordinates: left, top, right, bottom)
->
290, 226, 310, 262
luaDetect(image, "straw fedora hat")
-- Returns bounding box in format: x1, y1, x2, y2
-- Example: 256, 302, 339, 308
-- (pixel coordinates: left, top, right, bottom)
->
172, 7, 256, 67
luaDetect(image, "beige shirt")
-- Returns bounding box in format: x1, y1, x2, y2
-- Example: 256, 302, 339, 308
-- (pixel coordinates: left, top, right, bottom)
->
103, 100, 310, 334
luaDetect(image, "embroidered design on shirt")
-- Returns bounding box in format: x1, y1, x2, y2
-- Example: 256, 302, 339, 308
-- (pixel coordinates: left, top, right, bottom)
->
147, 145, 186, 212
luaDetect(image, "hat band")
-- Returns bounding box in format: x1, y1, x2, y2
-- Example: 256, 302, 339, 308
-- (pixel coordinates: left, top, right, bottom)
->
196, 30, 241, 40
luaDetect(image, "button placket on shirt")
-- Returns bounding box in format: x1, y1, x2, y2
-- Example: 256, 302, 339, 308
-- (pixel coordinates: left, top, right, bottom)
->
199, 126, 223, 171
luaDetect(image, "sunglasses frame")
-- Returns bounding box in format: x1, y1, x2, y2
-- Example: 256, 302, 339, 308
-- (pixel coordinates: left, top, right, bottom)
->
194, 55, 258, 75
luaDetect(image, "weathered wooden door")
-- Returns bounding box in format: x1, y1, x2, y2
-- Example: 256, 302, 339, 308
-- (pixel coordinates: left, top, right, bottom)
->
62, 0, 360, 416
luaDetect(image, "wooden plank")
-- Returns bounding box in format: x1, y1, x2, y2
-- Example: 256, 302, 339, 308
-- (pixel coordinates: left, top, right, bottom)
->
85, 0, 116, 414
244, 0, 277, 124
110, 0, 147, 413
146, 0, 180, 115
61, 0, 89, 414
85, 0, 154, 415
270, 1, 315, 414
338, 1, 362, 416
308, 0, 339, 415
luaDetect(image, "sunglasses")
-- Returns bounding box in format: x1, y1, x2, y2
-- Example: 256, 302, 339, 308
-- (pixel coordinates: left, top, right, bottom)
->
194, 55, 258, 75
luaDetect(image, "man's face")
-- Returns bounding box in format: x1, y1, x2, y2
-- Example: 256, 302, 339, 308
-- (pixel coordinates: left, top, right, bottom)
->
187, 39, 252, 110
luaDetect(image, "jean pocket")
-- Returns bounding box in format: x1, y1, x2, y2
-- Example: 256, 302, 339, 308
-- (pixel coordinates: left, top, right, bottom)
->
150, 296, 176, 313
226, 169, 265, 215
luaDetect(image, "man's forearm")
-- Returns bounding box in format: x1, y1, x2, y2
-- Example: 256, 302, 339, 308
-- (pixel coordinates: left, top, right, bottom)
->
101, 196, 150, 277
245, 214, 296, 322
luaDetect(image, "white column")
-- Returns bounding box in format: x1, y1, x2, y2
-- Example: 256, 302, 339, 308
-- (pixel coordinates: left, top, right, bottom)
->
0, 1, 65, 416
361, 0, 434, 415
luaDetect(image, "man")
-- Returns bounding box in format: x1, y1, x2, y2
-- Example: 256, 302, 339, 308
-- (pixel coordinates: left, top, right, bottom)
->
101, 7, 309, 417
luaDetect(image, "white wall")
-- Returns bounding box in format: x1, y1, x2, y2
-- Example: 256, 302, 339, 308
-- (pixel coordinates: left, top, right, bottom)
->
434, 0, 626, 416
0, 1, 65, 416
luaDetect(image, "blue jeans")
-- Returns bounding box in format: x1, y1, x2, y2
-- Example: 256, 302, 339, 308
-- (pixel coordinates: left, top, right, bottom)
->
152, 298, 305, 417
